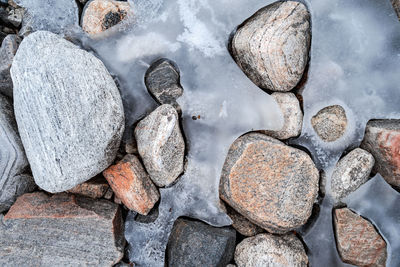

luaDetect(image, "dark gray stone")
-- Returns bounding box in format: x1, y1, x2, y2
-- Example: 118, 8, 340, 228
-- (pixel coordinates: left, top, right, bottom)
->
0, 34, 20, 98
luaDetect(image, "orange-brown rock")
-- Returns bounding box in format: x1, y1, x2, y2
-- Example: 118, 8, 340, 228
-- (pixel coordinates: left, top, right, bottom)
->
103, 154, 159, 215
67, 176, 110, 198
333, 208, 387, 267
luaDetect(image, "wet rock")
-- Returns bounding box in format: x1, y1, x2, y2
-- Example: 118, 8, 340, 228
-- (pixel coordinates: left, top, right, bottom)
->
0, 192, 124, 265
333, 208, 387, 267
220, 133, 319, 234
167, 218, 236, 267
361, 119, 400, 187
234, 233, 308, 267
331, 148, 375, 201
11, 31, 125, 193
222, 202, 263, 237
82, 0, 130, 35
0, 95, 35, 212
231, 1, 311, 92
0, 34, 20, 98
311, 105, 347, 142
103, 154, 159, 215
67, 176, 110, 199
135, 104, 185, 187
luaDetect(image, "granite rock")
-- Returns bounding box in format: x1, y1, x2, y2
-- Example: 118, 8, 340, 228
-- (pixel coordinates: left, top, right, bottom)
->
221, 202, 263, 237
0, 34, 20, 98
67, 176, 110, 199
311, 105, 347, 142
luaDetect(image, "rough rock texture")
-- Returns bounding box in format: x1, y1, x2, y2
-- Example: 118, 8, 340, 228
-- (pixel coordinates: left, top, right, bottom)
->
0, 192, 124, 265
361, 119, 400, 187
222, 202, 263, 237
263, 92, 303, 139
331, 148, 375, 201
231, 1, 311, 92
220, 133, 319, 234
0, 34, 20, 98
0, 95, 35, 212
82, 0, 130, 35
11, 31, 125, 193
234, 233, 308, 267
67, 176, 110, 199
311, 105, 347, 142
135, 104, 185, 187
392, 0, 400, 19
167, 218, 236, 267
103, 154, 159, 215
333, 208, 387, 267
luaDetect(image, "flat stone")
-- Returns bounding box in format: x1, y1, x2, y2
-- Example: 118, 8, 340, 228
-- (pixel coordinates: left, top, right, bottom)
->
167, 218, 236, 267
67, 176, 110, 199
333, 208, 387, 267
135, 104, 185, 187
220, 132, 319, 234
11, 31, 125, 193
103, 154, 159, 215
0, 94, 35, 212
361, 119, 400, 187
221, 202, 263, 237
311, 105, 347, 142
0, 34, 20, 98
231, 1, 311, 92
0, 192, 124, 265
234, 233, 308, 267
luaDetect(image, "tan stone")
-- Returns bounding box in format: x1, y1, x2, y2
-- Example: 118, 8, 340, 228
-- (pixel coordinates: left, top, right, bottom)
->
67, 176, 109, 198
311, 105, 347, 142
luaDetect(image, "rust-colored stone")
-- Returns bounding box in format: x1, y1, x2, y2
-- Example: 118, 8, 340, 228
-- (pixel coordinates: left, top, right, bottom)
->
67, 176, 110, 199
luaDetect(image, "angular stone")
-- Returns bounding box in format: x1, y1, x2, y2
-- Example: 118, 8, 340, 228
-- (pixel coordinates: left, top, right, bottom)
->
361, 119, 400, 187
331, 148, 375, 201
167, 218, 236, 267
221, 202, 263, 237
333, 208, 387, 267
11, 31, 125, 193
103, 154, 159, 215
220, 133, 319, 234
67, 176, 110, 199
234, 233, 308, 267
392, 0, 400, 19
0, 34, 20, 98
135, 104, 185, 187
0, 192, 124, 265
311, 105, 347, 142
231, 1, 311, 92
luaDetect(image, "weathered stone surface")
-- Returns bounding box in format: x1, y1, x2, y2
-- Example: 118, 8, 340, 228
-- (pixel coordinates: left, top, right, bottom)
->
167, 218, 236, 267
0, 34, 19, 98
221, 202, 263, 237
262, 92, 303, 139
11, 31, 125, 193
361, 119, 400, 187
135, 104, 185, 187
333, 208, 387, 267
0, 192, 124, 265
82, 0, 130, 35
311, 105, 347, 142
220, 133, 319, 234
234, 233, 308, 267
103, 154, 159, 215
392, 0, 400, 19
67, 176, 110, 199
231, 1, 310, 92
331, 148, 374, 201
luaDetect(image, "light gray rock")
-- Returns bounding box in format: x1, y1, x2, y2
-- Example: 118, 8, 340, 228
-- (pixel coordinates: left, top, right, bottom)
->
11, 31, 124, 193
234, 233, 308, 267
311, 105, 348, 142
0, 34, 20, 98
135, 104, 185, 187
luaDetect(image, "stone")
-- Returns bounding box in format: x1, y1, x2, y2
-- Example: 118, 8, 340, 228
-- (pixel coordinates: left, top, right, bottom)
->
311, 105, 347, 142
167, 218, 236, 267
219, 132, 319, 234
222, 202, 263, 237
7, 7, 23, 27
67, 176, 110, 199
0, 94, 35, 212
135, 104, 185, 187
392, 0, 400, 19
103, 154, 159, 215
231, 1, 311, 92
262, 92, 303, 139
0, 192, 124, 265
0, 34, 19, 98
361, 119, 400, 187
331, 148, 375, 201
333, 208, 387, 267
234, 233, 308, 267
82, 0, 130, 35
11, 31, 125, 193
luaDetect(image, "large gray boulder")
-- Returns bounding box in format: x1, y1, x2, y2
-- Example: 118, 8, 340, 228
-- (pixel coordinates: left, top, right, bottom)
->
11, 31, 125, 193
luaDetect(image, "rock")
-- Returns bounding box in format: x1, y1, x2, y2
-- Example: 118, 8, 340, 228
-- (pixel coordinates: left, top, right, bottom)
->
0, 192, 124, 265
234, 233, 308, 267
103, 187, 113, 199
311, 105, 347, 142
0, 34, 20, 98
226, 265, 236, 267
67, 176, 110, 199
392, 0, 400, 19
331, 148, 375, 201
219, 133, 319, 234
167, 218, 236, 267
222, 202, 263, 237
103, 154, 159, 215
82, 0, 130, 35
231, 1, 310, 92
7, 7, 23, 27
361, 119, 400, 187
333, 208, 387, 267
135, 104, 185, 187
11, 31, 125, 193
262, 92, 303, 139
